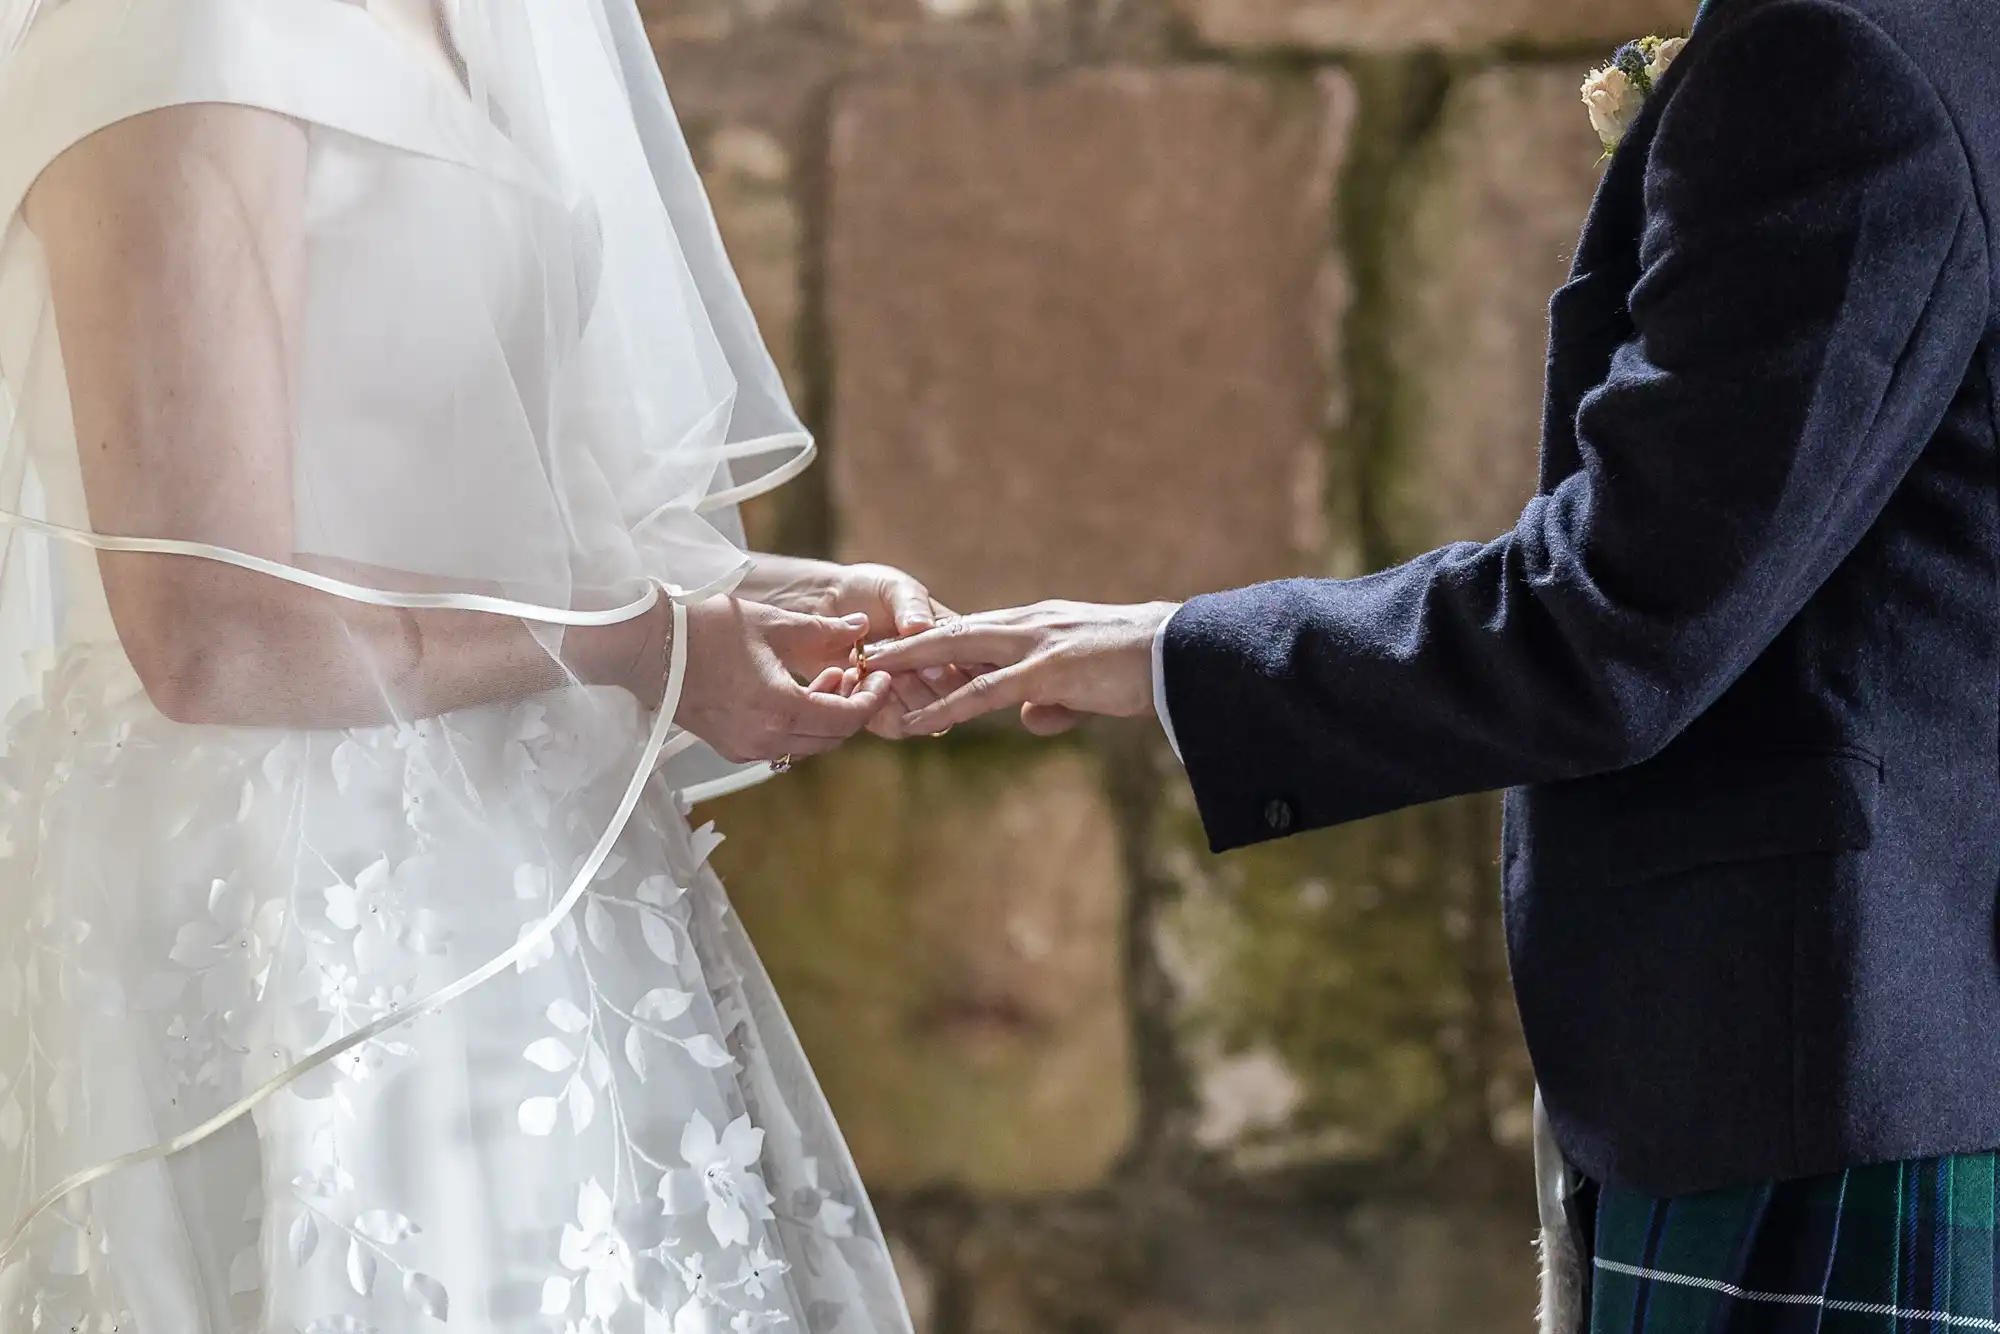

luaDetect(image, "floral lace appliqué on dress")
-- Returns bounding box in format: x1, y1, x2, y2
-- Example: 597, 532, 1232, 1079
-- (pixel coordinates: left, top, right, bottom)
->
0, 647, 910, 1334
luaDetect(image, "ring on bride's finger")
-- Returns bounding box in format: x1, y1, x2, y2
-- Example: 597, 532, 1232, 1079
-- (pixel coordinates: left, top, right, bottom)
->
772, 754, 794, 774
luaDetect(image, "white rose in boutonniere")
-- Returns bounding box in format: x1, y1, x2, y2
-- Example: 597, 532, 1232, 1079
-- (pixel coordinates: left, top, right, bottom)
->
1582, 35, 1689, 155
1581, 66, 1638, 149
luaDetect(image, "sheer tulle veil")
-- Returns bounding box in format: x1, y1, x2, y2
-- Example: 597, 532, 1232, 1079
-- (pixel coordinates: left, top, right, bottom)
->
0, 2, 910, 1331
0, 0, 46, 60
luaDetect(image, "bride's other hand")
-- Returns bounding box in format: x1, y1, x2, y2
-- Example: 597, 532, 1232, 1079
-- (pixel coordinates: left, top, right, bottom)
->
736, 554, 939, 636
661, 596, 892, 764
734, 553, 971, 738
861, 601, 1180, 736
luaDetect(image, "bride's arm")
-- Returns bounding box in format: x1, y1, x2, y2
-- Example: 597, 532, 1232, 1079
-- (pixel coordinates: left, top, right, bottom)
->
27, 102, 885, 752
27, 103, 656, 727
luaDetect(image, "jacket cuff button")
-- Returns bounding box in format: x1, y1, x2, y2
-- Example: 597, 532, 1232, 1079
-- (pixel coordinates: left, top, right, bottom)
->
1263, 798, 1294, 834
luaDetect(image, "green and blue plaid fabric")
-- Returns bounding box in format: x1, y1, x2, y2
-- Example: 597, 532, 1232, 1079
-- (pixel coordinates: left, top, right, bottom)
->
1591, 1154, 2000, 1332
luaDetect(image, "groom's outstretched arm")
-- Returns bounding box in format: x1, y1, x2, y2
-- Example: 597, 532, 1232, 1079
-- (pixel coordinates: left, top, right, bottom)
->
1162, 0, 1985, 849
865, 0, 1988, 851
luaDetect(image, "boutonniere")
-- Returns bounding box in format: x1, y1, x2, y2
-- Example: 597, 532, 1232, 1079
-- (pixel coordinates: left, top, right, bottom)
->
1581, 36, 1688, 155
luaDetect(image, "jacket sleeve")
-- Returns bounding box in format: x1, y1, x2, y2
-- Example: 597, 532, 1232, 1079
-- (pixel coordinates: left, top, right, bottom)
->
1162, 0, 1987, 852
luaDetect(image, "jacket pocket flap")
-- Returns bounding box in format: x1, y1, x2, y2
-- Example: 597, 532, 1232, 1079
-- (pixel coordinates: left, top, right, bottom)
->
1546, 268, 1632, 347
1520, 748, 1882, 889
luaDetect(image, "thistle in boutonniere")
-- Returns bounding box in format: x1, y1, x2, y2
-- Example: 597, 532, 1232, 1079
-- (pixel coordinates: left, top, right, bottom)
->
1581, 35, 1688, 155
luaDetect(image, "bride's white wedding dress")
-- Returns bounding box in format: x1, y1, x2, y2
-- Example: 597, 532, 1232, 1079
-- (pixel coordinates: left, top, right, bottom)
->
0, 2, 913, 1332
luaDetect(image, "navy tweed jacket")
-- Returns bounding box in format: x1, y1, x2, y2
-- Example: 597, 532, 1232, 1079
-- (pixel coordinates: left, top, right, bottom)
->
1163, 0, 2000, 1196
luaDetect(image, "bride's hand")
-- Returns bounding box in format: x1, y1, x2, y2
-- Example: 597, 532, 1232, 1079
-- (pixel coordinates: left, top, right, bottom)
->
737, 554, 939, 634
816, 564, 975, 738
656, 596, 893, 764
736, 554, 971, 738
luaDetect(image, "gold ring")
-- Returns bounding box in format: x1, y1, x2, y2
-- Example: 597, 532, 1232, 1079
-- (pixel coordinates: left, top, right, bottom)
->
772, 754, 794, 774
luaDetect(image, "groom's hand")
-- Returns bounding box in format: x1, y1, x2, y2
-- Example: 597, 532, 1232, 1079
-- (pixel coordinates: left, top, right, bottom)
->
862, 601, 1178, 735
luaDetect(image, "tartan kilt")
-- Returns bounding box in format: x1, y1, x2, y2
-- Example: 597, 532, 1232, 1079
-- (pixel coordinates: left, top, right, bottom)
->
1589, 1154, 2000, 1333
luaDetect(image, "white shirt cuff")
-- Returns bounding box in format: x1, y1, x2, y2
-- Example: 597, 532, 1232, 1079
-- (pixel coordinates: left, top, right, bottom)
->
1153, 613, 1182, 763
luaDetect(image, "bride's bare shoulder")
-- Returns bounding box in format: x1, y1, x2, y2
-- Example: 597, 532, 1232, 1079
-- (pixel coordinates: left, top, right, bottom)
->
25, 102, 306, 250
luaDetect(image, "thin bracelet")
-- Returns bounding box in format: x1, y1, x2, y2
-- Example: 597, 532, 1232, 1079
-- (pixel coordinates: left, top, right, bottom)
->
659, 613, 675, 715
652, 601, 677, 714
